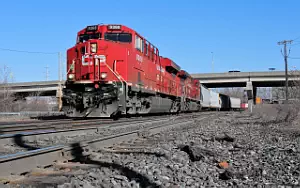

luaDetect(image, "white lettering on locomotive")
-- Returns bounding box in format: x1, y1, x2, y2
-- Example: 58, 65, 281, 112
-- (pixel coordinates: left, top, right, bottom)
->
94, 55, 106, 63
136, 54, 143, 63
82, 55, 89, 66
156, 65, 165, 73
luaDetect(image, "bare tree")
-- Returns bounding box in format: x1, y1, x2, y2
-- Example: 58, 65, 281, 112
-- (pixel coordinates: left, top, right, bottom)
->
25, 91, 50, 111
257, 87, 271, 99
289, 69, 300, 100
272, 87, 284, 100
273, 69, 300, 124
0, 65, 15, 112
219, 87, 244, 99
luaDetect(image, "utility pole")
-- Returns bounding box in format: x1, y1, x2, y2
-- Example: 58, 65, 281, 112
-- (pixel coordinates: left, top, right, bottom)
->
278, 40, 293, 103
58, 52, 62, 111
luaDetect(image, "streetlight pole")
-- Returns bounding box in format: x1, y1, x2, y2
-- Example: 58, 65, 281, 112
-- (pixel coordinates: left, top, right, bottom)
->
211, 52, 214, 73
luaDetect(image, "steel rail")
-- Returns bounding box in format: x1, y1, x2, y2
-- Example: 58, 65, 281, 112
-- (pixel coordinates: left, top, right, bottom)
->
0, 113, 213, 178
0, 117, 174, 157
0, 116, 172, 139
0, 110, 215, 130
0, 111, 209, 135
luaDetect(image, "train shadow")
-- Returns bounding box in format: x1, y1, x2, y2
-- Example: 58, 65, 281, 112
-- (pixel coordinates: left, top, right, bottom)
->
13, 134, 40, 151
70, 143, 160, 188
100, 149, 167, 158
31, 114, 69, 120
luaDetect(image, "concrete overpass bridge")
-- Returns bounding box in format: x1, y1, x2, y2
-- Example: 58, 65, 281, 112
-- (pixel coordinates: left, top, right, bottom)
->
0, 80, 63, 97
191, 71, 300, 88
0, 71, 299, 102
191, 71, 300, 103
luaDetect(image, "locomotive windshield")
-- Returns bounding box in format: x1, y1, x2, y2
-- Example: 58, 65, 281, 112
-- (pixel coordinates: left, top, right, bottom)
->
78, 33, 101, 43
104, 33, 132, 43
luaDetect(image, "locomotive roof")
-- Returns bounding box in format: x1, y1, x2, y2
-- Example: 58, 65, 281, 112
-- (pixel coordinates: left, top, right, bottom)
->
161, 58, 181, 72
77, 24, 159, 50
78, 24, 134, 35
178, 70, 192, 79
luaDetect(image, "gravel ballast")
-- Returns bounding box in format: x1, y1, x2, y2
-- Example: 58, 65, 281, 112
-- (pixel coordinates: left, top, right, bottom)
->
4, 107, 300, 187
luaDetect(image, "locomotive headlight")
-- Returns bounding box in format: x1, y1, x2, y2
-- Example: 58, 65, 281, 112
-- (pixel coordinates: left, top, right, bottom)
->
100, 72, 107, 79
91, 43, 97, 53
68, 74, 75, 80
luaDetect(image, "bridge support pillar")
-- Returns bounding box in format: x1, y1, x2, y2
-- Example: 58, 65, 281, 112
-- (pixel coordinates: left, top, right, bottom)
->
56, 87, 63, 111
245, 81, 253, 112
253, 87, 257, 105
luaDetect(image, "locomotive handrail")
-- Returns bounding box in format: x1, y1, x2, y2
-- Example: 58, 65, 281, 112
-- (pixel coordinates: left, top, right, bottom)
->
66, 61, 75, 75
111, 60, 127, 84
104, 60, 127, 96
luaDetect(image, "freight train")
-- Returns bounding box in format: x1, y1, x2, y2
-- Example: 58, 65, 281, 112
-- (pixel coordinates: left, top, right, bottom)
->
200, 85, 243, 111
62, 24, 245, 118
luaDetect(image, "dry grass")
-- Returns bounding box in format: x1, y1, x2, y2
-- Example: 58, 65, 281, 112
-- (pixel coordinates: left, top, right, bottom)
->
251, 70, 300, 127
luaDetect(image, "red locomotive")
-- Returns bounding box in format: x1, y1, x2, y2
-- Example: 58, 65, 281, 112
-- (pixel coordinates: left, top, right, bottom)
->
62, 24, 201, 117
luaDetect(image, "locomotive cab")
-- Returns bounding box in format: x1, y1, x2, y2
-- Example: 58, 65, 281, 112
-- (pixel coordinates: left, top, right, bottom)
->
63, 24, 133, 117
67, 25, 132, 83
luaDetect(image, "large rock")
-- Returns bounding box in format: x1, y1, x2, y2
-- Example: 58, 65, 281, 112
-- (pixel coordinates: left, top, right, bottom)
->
178, 145, 216, 162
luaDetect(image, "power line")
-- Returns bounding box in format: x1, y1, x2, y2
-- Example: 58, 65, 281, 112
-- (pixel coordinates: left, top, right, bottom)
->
293, 36, 300, 41
0, 47, 57, 55
290, 42, 300, 46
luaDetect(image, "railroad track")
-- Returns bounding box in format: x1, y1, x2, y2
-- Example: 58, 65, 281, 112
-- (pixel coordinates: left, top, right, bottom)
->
0, 116, 175, 156
0, 111, 215, 135
0, 112, 217, 156
0, 112, 217, 183
0, 114, 176, 135
0, 118, 115, 134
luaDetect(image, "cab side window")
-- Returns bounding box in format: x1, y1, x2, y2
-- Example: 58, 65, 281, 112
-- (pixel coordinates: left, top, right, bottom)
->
152, 47, 156, 62
135, 35, 143, 53
155, 48, 159, 62
145, 41, 149, 57
150, 45, 153, 61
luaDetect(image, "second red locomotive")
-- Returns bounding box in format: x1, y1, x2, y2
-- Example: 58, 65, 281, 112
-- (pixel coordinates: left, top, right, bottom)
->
62, 24, 201, 117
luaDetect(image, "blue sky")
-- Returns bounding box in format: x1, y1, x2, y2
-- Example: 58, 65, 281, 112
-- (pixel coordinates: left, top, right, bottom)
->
0, 0, 299, 82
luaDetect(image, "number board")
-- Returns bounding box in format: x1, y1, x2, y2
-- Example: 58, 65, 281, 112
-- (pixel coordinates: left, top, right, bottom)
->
86, 25, 98, 32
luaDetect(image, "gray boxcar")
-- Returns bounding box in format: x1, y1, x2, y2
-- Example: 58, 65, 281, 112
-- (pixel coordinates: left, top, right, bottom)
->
200, 85, 210, 109
230, 97, 241, 109
210, 89, 221, 110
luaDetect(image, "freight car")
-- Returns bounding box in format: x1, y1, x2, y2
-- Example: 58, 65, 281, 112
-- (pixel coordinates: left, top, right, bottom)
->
230, 97, 241, 110
62, 24, 201, 117
218, 95, 241, 111
200, 86, 242, 111
200, 85, 222, 110
200, 85, 210, 109
209, 89, 221, 111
